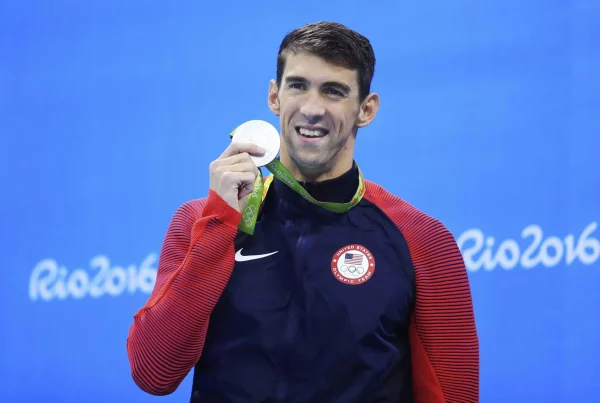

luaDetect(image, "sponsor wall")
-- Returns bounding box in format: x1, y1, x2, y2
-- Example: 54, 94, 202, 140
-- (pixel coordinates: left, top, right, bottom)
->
1, 1, 598, 402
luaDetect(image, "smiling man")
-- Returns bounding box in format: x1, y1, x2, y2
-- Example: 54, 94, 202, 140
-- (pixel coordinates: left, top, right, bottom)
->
270, 50, 374, 182
127, 21, 479, 403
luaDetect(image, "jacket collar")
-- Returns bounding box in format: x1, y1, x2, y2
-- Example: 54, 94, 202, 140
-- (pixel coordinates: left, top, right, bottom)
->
269, 162, 360, 217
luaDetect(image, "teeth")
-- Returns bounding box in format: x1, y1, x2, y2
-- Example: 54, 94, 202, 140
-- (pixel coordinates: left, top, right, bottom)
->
299, 128, 327, 137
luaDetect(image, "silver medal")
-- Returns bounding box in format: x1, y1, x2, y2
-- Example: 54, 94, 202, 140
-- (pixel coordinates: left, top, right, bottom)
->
232, 120, 280, 167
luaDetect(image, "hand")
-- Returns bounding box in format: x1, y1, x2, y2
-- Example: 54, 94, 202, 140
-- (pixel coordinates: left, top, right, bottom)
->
209, 142, 265, 213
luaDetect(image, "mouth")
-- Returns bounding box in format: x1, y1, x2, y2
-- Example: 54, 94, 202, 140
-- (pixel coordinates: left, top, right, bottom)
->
295, 126, 329, 139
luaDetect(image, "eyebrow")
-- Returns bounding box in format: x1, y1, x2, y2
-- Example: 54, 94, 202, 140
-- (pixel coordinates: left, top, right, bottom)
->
284, 75, 352, 94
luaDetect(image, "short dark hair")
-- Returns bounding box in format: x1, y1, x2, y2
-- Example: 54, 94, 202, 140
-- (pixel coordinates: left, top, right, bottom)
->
276, 21, 376, 102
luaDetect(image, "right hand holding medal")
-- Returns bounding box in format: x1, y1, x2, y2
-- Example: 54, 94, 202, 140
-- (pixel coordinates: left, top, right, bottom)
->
210, 120, 281, 214
209, 142, 265, 213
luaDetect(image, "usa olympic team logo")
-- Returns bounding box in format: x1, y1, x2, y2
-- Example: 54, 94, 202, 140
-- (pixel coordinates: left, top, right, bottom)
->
331, 244, 375, 285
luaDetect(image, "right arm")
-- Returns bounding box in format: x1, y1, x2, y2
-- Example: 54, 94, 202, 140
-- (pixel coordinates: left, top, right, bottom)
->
126, 191, 241, 395
126, 142, 265, 395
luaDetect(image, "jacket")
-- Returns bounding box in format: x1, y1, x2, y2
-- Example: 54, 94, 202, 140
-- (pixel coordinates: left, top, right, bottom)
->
127, 164, 479, 402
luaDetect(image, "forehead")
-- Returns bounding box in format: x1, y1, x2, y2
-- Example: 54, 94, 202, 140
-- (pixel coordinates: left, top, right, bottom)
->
282, 52, 358, 89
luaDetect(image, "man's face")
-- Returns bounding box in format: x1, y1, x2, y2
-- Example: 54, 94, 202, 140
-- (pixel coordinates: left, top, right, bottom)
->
268, 52, 376, 180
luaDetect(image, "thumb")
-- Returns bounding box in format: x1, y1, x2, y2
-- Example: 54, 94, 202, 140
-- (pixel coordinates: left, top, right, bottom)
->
238, 193, 251, 213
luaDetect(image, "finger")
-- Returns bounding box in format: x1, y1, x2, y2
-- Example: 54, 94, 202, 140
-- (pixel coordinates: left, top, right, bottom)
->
238, 185, 254, 200
212, 158, 258, 179
212, 152, 253, 169
237, 172, 257, 189
214, 161, 256, 176
222, 171, 256, 191
213, 154, 261, 177
219, 141, 265, 159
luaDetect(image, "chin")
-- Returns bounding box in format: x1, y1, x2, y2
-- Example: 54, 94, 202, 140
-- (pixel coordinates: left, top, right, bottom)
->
292, 155, 331, 177
292, 152, 327, 168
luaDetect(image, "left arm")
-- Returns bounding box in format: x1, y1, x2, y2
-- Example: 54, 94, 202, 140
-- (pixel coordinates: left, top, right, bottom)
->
407, 218, 479, 403
362, 182, 479, 402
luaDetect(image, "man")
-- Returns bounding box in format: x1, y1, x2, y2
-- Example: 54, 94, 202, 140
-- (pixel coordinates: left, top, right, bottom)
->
127, 21, 479, 402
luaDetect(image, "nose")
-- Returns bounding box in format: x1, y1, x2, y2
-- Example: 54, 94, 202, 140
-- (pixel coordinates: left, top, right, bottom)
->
299, 90, 326, 122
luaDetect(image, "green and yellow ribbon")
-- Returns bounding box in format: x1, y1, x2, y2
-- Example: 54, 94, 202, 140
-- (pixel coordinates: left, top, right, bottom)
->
230, 128, 365, 235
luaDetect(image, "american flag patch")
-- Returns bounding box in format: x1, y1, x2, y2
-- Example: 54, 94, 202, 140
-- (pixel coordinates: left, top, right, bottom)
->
344, 253, 363, 265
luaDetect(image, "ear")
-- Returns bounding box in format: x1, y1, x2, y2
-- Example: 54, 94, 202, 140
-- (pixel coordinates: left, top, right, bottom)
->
268, 79, 280, 116
355, 92, 380, 128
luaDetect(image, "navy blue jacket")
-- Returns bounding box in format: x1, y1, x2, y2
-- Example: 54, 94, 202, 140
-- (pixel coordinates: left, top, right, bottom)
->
127, 164, 479, 403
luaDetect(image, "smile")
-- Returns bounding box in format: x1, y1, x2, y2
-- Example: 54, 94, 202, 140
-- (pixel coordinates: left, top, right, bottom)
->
296, 126, 329, 138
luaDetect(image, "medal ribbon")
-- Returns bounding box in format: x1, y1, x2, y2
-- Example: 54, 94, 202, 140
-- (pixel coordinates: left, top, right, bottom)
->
230, 129, 366, 235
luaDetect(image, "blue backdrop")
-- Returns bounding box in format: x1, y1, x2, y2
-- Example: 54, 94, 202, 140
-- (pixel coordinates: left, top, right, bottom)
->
1, 1, 599, 402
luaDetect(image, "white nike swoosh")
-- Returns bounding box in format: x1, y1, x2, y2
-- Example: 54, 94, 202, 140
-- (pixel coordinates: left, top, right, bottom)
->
235, 248, 278, 262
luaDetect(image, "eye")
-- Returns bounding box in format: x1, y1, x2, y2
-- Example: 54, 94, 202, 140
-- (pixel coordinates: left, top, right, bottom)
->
288, 82, 307, 91
323, 87, 345, 97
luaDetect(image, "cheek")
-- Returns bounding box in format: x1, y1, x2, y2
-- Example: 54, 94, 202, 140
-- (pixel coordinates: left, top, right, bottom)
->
341, 108, 360, 127
279, 107, 294, 125
334, 109, 356, 131
279, 102, 298, 136
278, 96, 296, 115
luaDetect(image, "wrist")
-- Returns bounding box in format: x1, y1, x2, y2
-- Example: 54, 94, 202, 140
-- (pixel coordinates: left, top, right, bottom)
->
202, 190, 242, 229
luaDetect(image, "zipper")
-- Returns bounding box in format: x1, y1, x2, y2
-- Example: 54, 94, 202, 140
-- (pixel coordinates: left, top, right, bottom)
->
276, 221, 305, 401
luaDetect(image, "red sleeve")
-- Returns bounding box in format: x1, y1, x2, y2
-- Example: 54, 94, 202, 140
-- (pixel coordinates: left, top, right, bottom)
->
126, 190, 241, 396
365, 182, 479, 403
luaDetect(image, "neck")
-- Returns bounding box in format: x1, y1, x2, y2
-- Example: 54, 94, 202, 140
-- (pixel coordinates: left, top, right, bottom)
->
272, 157, 359, 204
279, 155, 354, 183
